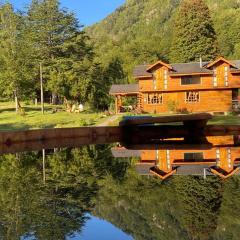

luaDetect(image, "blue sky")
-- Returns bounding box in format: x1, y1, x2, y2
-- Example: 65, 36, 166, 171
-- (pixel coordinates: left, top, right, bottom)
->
10, 0, 125, 26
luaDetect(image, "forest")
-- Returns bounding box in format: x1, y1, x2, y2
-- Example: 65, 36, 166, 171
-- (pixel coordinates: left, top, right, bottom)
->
0, 0, 240, 111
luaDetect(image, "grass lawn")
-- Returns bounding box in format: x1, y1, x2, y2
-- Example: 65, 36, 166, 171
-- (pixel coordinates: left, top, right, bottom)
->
0, 102, 239, 131
0, 102, 108, 131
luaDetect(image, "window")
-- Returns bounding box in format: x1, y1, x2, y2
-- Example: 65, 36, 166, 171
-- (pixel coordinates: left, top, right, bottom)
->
224, 66, 229, 87
164, 69, 168, 89
181, 76, 201, 85
147, 93, 163, 104
185, 91, 200, 103
153, 72, 157, 90
184, 152, 204, 162
213, 67, 217, 86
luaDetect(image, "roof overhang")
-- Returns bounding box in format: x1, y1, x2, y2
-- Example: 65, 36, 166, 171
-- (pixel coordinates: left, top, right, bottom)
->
169, 72, 213, 77
210, 166, 240, 179
206, 57, 237, 69
147, 60, 173, 72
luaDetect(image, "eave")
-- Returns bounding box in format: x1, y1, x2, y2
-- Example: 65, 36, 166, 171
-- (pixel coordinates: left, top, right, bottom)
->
210, 167, 240, 179
206, 56, 237, 69
147, 60, 173, 72
169, 72, 212, 77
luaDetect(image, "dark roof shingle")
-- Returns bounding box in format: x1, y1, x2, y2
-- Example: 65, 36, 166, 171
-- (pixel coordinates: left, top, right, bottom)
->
133, 60, 240, 78
133, 64, 152, 77
111, 148, 141, 158
109, 84, 139, 95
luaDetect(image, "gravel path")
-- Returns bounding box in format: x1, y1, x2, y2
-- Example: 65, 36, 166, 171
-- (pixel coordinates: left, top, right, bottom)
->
98, 115, 120, 126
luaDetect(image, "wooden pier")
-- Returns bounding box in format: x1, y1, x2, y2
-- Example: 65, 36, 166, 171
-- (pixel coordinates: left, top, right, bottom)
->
0, 113, 239, 154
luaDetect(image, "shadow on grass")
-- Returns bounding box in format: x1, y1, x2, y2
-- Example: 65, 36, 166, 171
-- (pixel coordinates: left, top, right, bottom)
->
0, 122, 56, 131
0, 106, 61, 114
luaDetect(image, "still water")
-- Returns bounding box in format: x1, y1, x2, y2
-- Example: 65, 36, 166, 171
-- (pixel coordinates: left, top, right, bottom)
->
1, 134, 240, 240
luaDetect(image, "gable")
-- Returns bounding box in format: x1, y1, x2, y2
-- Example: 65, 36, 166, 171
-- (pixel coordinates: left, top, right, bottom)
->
205, 57, 237, 69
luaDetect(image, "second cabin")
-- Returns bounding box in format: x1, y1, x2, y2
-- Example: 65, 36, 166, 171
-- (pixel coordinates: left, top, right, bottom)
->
110, 57, 240, 114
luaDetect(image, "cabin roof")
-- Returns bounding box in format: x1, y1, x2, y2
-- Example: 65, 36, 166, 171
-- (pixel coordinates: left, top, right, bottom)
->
170, 62, 212, 75
174, 165, 213, 176
133, 59, 240, 78
111, 147, 141, 158
133, 64, 152, 78
109, 84, 139, 95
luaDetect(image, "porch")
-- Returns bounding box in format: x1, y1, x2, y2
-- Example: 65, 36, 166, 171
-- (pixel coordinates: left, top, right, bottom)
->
109, 84, 140, 114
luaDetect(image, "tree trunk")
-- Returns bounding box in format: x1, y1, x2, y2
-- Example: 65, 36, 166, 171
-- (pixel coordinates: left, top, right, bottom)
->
52, 92, 57, 105
14, 90, 21, 113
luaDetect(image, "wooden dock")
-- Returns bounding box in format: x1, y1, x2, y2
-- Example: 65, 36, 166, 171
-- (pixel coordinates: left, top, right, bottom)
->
0, 113, 239, 154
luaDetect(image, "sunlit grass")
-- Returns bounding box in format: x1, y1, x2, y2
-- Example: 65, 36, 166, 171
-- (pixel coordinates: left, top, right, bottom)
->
0, 102, 107, 131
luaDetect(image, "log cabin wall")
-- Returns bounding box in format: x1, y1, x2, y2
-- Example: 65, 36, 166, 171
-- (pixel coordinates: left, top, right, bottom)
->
138, 59, 240, 114
141, 89, 232, 113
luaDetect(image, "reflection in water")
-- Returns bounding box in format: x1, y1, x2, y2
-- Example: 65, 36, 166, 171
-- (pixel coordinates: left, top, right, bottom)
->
113, 135, 240, 179
0, 136, 239, 239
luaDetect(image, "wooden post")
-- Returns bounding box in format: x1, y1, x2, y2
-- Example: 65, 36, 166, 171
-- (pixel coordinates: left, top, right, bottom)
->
115, 96, 118, 114
14, 90, 18, 113
40, 62, 44, 114
42, 149, 46, 184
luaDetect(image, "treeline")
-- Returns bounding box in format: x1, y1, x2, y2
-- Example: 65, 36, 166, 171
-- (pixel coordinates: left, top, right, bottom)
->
87, 0, 240, 80
0, 0, 126, 111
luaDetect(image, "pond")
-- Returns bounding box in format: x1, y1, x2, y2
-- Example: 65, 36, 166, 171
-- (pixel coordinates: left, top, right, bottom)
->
1, 133, 240, 240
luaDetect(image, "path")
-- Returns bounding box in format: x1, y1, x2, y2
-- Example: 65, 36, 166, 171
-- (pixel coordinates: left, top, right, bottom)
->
98, 115, 120, 126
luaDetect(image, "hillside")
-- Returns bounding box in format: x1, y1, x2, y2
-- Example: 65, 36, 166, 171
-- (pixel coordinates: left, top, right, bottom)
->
86, 0, 240, 81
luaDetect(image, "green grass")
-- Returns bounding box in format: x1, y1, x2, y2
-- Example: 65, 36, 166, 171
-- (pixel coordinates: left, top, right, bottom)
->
0, 102, 239, 131
208, 115, 240, 125
0, 102, 108, 131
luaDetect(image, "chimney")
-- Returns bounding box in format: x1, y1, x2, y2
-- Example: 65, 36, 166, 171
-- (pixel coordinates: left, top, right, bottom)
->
200, 56, 203, 68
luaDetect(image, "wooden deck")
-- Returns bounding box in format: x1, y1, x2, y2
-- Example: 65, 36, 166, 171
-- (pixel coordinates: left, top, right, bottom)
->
0, 113, 239, 154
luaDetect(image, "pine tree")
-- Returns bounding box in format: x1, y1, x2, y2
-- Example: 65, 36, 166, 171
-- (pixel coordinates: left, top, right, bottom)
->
169, 0, 219, 63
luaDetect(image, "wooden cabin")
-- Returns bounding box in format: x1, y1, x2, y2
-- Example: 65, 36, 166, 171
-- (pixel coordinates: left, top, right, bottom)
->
110, 57, 240, 114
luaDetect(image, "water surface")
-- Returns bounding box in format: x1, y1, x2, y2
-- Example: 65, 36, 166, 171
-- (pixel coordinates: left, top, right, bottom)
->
1, 138, 240, 240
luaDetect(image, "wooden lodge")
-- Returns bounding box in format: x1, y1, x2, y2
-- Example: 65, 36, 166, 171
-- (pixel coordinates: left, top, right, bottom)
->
110, 57, 240, 114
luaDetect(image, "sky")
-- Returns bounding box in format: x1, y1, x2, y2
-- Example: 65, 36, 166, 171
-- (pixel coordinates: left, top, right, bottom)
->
10, 0, 125, 26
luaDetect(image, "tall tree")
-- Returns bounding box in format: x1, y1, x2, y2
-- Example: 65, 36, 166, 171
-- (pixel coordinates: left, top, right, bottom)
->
26, 0, 93, 104
0, 3, 33, 112
169, 0, 218, 62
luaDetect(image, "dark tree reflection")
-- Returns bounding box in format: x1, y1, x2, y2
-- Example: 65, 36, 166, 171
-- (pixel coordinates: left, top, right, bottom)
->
0, 145, 129, 240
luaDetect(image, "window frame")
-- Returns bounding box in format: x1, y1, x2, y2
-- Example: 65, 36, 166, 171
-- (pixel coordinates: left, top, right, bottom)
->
180, 75, 201, 86
147, 93, 163, 105
184, 152, 204, 161
185, 91, 200, 103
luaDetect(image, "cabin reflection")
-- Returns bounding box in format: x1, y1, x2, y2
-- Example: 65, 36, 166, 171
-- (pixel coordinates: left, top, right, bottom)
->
111, 135, 240, 180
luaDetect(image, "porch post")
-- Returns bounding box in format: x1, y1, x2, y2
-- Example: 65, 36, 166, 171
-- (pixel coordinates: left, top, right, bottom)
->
115, 95, 122, 114
115, 96, 118, 114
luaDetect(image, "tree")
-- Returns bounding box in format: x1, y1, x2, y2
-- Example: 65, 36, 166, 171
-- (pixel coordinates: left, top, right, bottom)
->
0, 3, 34, 112
26, 0, 93, 104
88, 58, 127, 111
169, 0, 219, 63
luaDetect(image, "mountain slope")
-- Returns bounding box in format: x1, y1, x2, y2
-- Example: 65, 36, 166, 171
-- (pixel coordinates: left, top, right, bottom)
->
87, 0, 240, 81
